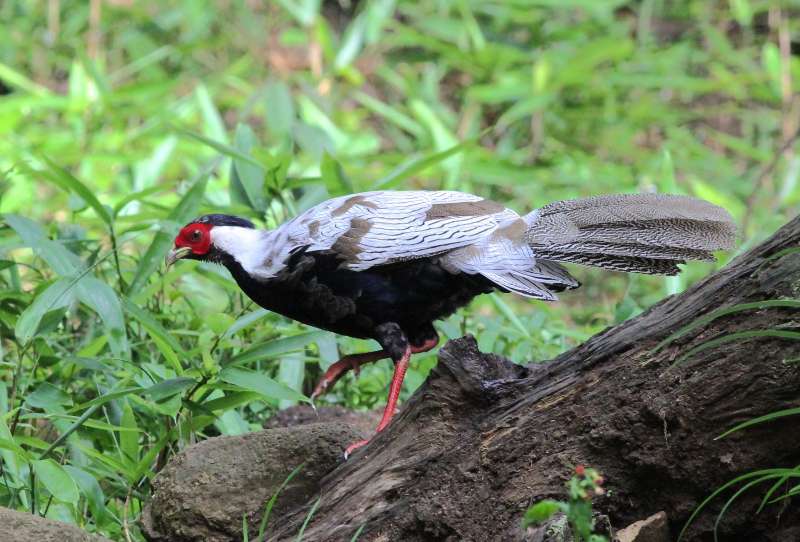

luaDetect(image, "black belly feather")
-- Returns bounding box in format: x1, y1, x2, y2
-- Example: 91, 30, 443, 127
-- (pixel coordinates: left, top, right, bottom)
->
221, 249, 494, 341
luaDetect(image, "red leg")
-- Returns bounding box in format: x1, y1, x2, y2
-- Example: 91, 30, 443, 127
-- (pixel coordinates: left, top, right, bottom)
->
311, 350, 386, 400
344, 345, 412, 458
411, 336, 439, 355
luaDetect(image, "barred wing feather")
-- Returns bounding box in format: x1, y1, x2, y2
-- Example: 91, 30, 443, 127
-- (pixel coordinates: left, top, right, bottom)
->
293, 191, 520, 271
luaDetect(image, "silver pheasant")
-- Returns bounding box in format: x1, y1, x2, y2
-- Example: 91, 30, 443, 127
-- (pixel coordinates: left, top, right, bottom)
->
167, 190, 736, 456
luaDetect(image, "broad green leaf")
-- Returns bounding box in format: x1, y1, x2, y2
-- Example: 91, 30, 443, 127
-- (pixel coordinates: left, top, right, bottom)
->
730, 0, 752, 26
223, 309, 270, 338
64, 465, 106, 522
219, 367, 309, 404
146, 377, 196, 401
200, 391, 261, 412
113, 185, 169, 217
0, 416, 30, 463
32, 459, 79, 503
26, 382, 72, 410
522, 499, 566, 527
353, 90, 423, 138
264, 80, 295, 138
335, 12, 368, 69
120, 402, 139, 463
68, 385, 142, 413
371, 138, 478, 190
215, 409, 250, 436
15, 278, 75, 344
230, 123, 266, 211
40, 156, 112, 226
0, 61, 51, 95
227, 331, 328, 367
128, 168, 212, 294
75, 443, 130, 475
196, 84, 228, 143
0, 437, 29, 461
409, 99, 461, 187
4, 214, 82, 276
176, 127, 262, 168
277, 352, 305, 409
42, 414, 142, 433
691, 179, 744, 218
133, 136, 178, 190
275, 0, 320, 26
77, 277, 128, 356
133, 432, 171, 481
490, 293, 531, 339
5, 226, 123, 354
321, 152, 353, 194
123, 297, 185, 372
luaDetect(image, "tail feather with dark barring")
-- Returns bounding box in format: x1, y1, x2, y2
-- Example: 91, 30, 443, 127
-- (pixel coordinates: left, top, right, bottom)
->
524, 193, 736, 276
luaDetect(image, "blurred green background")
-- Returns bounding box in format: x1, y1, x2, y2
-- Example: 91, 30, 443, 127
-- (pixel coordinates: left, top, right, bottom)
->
0, 0, 797, 539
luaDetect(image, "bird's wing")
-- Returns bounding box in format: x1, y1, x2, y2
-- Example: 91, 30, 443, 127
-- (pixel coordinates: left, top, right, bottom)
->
285, 190, 520, 271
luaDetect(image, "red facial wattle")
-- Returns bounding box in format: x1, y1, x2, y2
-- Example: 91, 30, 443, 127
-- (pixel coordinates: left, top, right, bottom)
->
175, 222, 213, 255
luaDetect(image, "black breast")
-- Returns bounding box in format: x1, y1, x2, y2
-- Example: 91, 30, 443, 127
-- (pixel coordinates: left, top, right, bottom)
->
222, 249, 494, 340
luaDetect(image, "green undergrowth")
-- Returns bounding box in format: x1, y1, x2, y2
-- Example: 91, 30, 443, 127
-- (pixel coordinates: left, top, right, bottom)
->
0, 0, 797, 539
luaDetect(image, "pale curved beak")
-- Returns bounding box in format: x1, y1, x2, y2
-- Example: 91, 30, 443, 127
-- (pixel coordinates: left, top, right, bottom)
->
165, 246, 192, 267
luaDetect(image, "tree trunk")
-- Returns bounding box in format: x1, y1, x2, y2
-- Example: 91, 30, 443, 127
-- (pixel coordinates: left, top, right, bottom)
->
267, 216, 800, 542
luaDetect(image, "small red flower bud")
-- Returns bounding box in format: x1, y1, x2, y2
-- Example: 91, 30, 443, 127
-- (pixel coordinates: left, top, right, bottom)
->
575, 464, 585, 476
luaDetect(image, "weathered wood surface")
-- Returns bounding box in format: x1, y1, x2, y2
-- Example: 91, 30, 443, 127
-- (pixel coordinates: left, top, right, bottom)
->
146, 216, 800, 542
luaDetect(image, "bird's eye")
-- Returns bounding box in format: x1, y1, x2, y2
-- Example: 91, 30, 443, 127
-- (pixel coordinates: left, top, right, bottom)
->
190, 230, 202, 242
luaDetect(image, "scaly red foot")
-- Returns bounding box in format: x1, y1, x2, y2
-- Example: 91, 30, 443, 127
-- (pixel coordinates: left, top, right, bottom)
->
311, 350, 386, 400
342, 345, 412, 459
333, 335, 439, 459
343, 439, 370, 459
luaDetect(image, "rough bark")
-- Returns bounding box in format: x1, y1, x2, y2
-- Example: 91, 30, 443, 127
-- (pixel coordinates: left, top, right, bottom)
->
0, 506, 112, 541
145, 216, 800, 542
141, 423, 363, 542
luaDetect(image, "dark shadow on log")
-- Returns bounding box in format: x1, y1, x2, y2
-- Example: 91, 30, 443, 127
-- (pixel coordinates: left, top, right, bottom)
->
264, 217, 800, 542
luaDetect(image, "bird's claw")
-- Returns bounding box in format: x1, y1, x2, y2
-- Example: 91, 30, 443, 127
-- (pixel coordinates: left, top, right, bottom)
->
311, 357, 364, 400
310, 379, 331, 401
343, 439, 370, 460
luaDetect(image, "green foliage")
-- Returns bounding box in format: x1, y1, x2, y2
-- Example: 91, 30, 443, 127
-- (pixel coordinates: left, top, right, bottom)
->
678, 408, 800, 541
662, 294, 800, 538
522, 466, 608, 542
0, 0, 795, 540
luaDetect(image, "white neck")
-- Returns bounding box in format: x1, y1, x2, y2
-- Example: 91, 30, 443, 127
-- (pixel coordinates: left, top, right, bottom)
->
210, 226, 273, 276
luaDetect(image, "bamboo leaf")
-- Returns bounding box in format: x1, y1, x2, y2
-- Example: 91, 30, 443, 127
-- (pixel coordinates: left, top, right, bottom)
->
219, 367, 310, 404
39, 156, 112, 226
33, 459, 79, 503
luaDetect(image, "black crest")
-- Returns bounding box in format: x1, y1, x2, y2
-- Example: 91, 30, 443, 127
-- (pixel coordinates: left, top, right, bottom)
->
193, 214, 255, 229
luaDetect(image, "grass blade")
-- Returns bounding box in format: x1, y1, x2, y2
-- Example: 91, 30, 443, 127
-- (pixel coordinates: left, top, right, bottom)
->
256, 463, 304, 541
716, 407, 800, 440
295, 496, 321, 541
671, 330, 800, 366
655, 300, 800, 352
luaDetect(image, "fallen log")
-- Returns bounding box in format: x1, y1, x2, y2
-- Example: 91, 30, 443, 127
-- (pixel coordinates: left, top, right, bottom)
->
145, 215, 800, 542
